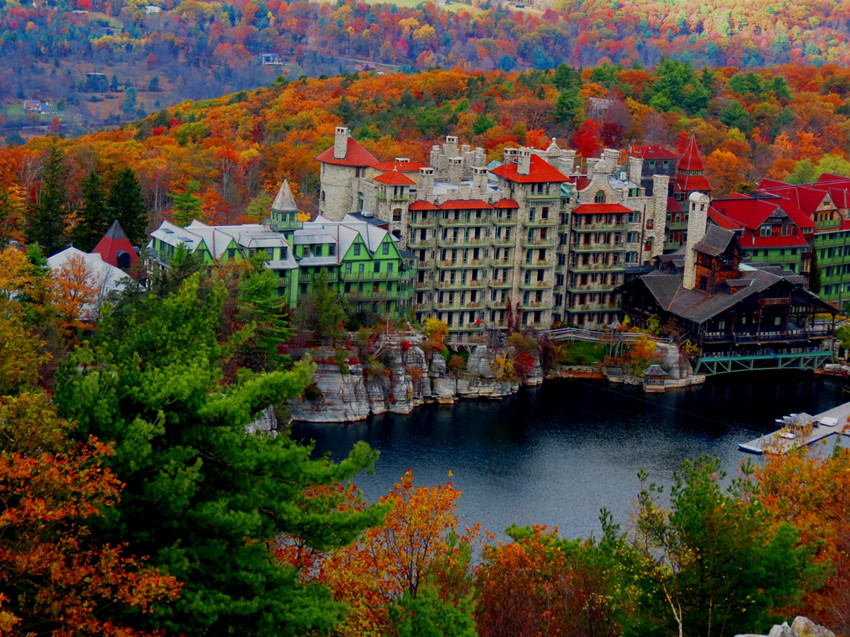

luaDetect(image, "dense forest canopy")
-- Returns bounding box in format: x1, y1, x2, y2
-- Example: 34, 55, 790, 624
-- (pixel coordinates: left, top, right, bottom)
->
2, 61, 850, 243
6, 0, 850, 134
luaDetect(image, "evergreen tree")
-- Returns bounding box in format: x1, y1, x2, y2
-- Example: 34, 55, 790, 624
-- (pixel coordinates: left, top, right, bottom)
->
26, 140, 69, 257
55, 274, 385, 635
171, 180, 203, 226
106, 167, 148, 246
72, 171, 110, 252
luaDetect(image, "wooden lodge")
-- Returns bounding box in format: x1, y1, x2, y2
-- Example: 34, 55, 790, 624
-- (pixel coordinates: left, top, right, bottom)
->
620, 224, 836, 361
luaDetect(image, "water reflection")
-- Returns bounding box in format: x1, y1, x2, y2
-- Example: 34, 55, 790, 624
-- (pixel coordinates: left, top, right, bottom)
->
291, 372, 846, 540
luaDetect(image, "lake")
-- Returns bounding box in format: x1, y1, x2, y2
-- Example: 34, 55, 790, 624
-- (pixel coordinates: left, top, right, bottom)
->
291, 372, 847, 540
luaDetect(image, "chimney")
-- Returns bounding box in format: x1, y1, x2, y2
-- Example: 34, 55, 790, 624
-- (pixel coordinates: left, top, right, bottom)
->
333, 126, 348, 160
683, 192, 710, 290
448, 157, 462, 184
518, 148, 531, 176
472, 166, 488, 194
445, 135, 459, 157
628, 155, 643, 185
420, 167, 435, 195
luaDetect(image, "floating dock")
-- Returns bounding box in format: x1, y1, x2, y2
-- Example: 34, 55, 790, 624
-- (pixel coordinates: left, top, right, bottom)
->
739, 401, 850, 454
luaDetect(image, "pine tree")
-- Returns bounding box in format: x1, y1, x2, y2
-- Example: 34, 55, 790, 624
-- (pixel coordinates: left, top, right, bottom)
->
72, 171, 110, 252
55, 274, 386, 635
106, 167, 148, 246
26, 140, 69, 257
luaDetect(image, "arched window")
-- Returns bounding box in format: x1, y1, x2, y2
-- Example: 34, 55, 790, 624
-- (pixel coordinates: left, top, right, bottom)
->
594, 190, 605, 203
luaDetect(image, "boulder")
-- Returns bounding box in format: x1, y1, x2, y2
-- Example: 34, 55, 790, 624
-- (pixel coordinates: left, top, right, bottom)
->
791, 616, 835, 637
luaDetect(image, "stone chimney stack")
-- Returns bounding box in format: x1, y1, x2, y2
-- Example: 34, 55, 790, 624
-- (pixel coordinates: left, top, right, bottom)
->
472, 166, 488, 194
683, 192, 711, 290
333, 126, 348, 160
448, 157, 462, 184
518, 148, 531, 176
603, 148, 620, 168
445, 135, 459, 158
628, 155, 643, 186
420, 167, 435, 196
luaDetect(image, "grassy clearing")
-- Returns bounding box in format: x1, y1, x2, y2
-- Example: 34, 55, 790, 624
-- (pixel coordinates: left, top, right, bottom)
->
559, 340, 606, 365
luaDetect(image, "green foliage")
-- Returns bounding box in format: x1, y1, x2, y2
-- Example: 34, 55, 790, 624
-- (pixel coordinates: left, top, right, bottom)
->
626, 457, 817, 637
71, 171, 111, 252
389, 584, 477, 637
170, 180, 202, 226
54, 274, 385, 635
26, 139, 69, 257
809, 245, 822, 293
106, 167, 148, 246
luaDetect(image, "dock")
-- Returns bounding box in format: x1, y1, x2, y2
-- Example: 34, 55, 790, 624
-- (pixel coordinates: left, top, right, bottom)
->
739, 401, 850, 454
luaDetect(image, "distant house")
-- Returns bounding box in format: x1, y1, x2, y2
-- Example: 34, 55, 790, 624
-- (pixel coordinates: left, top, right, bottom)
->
261, 53, 283, 66
144, 4, 161, 14
23, 99, 51, 113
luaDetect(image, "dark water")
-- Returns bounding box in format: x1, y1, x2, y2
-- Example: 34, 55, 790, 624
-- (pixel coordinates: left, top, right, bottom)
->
291, 372, 847, 540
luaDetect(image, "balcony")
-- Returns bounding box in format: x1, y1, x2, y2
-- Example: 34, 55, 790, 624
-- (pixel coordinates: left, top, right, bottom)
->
439, 259, 486, 269
490, 236, 514, 247
566, 282, 620, 293
414, 279, 433, 289
437, 236, 488, 248
520, 279, 552, 290
571, 242, 625, 253
433, 300, 484, 310
700, 327, 833, 344
523, 300, 554, 310
341, 270, 411, 282
408, 238, 434, 249
521, 237, 558, 248
488, 278, 513, 288
487, 299, 509, 309
409, 217, 436, 228
524, 216, 558, 228
439, 217, 490, 227
522, 257, 557, 268
567, 302, 621, 313
493, 216, 517, 226
573, 221, 629, 231
569, 261, 625, 273
438, 279, 485, 290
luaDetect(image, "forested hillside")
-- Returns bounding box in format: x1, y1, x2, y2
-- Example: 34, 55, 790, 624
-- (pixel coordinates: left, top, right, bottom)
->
5, 0, 850, 135
3, 62, 850, 243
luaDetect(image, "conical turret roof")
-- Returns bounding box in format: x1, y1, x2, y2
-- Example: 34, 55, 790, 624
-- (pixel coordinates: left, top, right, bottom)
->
678, 136, 705, 173
271, 180, 298, 212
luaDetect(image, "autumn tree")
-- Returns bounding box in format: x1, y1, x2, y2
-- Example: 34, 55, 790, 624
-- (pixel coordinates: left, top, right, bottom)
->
475, 522, 622, 637
55, 273, 386, 635
279, 471, 477, 637
627, 457, 816, 637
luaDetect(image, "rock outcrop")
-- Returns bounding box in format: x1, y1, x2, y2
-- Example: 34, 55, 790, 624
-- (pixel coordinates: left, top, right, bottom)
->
735, 616, 835, 637
289, 335, 535, 423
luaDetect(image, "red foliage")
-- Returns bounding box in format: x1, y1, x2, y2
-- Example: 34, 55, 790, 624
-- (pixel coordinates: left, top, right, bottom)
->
571, 119, 602, 158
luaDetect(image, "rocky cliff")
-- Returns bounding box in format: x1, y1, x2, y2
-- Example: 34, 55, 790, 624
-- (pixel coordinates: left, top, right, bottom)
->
289, 335, 541, 423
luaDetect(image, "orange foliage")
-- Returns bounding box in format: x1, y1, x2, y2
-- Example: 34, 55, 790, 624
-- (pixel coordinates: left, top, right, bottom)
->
0, 439, 180, 634
50, 253, 101, 339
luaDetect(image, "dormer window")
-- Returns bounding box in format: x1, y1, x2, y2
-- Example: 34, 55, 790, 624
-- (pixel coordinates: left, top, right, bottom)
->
760, 226, 771, 237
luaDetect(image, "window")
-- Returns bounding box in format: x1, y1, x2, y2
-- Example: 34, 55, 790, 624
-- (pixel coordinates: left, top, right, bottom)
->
760, 226, 771, 237
382, 242, 390, 255
392, 208, 402, 222
594, 190, 605, 203
646, 218, 654, 230
353, 243, 361, 256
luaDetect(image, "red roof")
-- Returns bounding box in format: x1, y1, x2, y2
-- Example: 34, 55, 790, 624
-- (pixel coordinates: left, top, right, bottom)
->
572, 203, 634, 215
409, 200, 440, 210
756, 178, 790, 189
372, 160, 427, 172
490, 154, 569, 184
667, 197, 682, 212
315, 137, 379, 167
816, 173, 850, 185
92, 221, 139, 268
439, 199, 491, 210
678, 136, 705, 173
675, 174, 712, 192
743, 233, 809, 249
630, 144, 678, 160
493, 199, 519, 209
374, 170, 416, 186
708, 208, 744, 230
